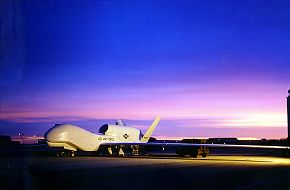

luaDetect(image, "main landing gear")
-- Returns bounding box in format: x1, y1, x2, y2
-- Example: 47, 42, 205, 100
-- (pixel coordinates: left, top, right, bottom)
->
97, 145, 144, 157
176, 146, 209, 158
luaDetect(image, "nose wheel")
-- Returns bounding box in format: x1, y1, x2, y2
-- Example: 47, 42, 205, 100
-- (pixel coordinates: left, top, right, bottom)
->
57, 150, 75, 157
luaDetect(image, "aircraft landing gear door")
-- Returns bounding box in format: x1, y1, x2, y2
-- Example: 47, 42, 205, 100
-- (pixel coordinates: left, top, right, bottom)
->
118, 146, 125, 156
108, 147, 113, 155
131, 145, 140, 155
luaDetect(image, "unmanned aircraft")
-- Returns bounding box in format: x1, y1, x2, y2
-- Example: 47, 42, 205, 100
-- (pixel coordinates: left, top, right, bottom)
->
45, 117, 290, 157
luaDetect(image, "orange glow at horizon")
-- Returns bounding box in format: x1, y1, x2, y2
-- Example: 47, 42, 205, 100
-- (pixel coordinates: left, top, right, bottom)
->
1, 108, 286, 130
223, 113, 286, 128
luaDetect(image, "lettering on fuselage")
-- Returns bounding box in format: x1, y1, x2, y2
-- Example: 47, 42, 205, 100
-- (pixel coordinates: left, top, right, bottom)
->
101, 137, 115, 141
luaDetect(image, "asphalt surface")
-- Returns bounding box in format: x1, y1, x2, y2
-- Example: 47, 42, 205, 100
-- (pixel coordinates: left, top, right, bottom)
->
1, 155, 290, 190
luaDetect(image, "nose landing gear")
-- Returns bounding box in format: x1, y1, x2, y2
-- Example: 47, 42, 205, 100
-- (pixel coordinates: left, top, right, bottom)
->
56, 150, 75, 157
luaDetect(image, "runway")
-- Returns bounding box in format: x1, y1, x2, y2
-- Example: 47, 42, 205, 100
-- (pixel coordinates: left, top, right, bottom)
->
1, 155, 290, 190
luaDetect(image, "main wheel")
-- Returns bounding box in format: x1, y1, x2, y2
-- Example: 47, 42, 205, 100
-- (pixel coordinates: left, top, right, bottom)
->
190, 153, 198, 158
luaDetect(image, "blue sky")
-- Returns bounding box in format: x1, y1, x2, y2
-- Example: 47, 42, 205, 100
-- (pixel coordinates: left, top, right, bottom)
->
1, 0, 290, 139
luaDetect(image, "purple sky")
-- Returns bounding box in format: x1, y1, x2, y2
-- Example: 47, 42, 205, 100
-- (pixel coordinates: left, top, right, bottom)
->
0, 0, 290, 139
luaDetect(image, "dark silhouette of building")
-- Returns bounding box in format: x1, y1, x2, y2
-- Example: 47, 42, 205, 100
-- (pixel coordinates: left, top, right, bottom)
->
0, 135, 20, 145
288, 89, 290, 144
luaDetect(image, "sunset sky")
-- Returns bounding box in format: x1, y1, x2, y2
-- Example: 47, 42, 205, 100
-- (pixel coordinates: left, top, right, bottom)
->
1, 0, 290, 139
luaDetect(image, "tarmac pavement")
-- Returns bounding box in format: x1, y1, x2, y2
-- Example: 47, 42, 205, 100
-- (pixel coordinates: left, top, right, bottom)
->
1, 155, 290, 190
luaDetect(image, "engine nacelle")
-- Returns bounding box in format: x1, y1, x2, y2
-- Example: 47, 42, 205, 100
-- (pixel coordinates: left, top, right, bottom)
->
99, 124, 141, 142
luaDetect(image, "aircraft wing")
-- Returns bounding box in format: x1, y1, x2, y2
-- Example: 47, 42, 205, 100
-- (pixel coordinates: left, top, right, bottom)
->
101, 142, 290, 150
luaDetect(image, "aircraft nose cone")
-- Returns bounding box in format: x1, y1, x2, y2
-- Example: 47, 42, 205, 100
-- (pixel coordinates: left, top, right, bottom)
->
45, 124, 72, 142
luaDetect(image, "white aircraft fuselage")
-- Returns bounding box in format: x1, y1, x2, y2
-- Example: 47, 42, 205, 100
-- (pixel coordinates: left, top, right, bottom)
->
45, 117, 160, 152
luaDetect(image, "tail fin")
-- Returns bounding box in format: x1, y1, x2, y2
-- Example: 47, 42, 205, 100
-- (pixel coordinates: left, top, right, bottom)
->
141, 116, 160, 143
